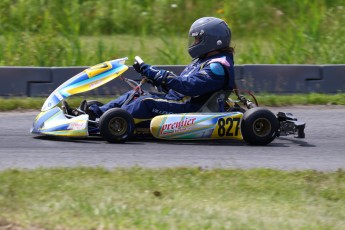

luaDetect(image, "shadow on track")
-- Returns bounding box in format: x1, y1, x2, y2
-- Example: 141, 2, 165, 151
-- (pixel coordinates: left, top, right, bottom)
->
34, 135, 104, 144
33, 135, 147, 145
33, 135, 246, 146
138, 137, 315, 147
277, 137, 316, 147
33, 135, 315, 147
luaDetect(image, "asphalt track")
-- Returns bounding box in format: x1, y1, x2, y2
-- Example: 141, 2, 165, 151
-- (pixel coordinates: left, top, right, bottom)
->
0, 106, 344, 171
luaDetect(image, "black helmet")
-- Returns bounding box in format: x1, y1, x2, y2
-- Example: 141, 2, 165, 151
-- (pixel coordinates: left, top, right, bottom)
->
188, 17, 231, 59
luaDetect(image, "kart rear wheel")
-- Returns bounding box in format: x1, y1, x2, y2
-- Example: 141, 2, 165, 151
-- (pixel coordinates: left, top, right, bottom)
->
241, 107, 278, 145
99, 108, 135, 143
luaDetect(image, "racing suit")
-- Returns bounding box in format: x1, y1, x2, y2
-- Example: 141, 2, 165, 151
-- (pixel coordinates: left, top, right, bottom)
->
89, 53, 235, 119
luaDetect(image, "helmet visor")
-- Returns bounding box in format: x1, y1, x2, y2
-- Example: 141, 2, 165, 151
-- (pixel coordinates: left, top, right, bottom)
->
188, 35, 201, 48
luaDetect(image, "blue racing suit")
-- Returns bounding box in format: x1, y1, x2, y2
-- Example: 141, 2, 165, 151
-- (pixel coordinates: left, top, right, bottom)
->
89, 53, 235, 119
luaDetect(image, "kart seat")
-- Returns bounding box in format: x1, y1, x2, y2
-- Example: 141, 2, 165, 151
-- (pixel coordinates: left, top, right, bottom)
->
197, 90, 232, 112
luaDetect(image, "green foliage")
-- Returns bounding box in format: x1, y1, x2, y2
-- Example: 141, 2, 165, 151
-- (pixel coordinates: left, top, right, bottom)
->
0, 0, 344, 66
0, 94, 344, 111
256, 93, 345, 106
0, 167, 344, 229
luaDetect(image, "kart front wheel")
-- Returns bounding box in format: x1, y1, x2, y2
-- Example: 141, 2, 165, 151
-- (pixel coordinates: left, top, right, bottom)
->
241, 107, 278, 145
99, 108, 135, 143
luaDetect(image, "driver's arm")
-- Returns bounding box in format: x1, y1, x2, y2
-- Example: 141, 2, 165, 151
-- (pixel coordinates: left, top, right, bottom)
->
161, 62, 232, 96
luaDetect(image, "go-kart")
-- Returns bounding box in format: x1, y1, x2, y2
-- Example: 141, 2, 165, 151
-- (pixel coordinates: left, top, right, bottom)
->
31, 57, 305, 145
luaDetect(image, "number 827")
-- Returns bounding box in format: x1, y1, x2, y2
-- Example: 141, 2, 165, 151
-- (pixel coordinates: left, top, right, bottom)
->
217, 117, 241, 137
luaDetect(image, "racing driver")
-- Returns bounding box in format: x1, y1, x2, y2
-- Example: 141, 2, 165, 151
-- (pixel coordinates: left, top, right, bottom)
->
68, 17, 235, 119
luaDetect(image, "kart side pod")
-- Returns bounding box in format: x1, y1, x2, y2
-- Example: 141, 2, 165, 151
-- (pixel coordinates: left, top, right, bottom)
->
150, 108, 280, 145
150, 112, 243, 140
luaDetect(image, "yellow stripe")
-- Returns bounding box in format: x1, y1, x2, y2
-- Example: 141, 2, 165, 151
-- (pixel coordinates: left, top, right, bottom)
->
85, 61, 112, 78
66, 67, 127, 95
133, 118, 151, 124
42, 130, 88, 137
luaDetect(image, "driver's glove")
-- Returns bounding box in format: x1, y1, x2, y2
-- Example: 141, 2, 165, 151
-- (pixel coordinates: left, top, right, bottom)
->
133, 62, 169, 86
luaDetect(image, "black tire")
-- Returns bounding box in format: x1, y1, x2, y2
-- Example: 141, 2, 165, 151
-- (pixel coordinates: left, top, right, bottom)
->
99, 108, 135, 143
241, 107, 278, 145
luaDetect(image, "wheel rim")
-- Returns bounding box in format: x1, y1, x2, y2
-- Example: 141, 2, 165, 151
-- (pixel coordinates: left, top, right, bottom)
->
252, 118, 271, 137
108, 117, 127, 136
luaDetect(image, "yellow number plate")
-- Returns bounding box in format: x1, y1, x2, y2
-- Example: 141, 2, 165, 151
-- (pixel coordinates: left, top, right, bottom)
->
211, 113, 243, 140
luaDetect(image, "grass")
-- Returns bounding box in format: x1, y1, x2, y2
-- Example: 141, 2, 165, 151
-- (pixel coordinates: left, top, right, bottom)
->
0, 93, 344, 111
0, 1, 344, 66
0, 167, 344, 229
1, 0, 343, 37
254, 93, 345, 107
